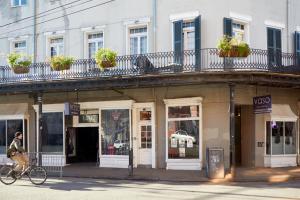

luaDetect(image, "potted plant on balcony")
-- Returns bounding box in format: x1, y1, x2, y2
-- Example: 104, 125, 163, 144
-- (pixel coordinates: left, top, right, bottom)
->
95, 48, 117, 69
50, 55, 74, 71
7, 52, 32, 74
217, 36, 250, 58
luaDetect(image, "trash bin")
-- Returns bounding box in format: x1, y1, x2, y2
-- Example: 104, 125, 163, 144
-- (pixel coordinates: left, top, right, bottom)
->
206, 148, 225, 179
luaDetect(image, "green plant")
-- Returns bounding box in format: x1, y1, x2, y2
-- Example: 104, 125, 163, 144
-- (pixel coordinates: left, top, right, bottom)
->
50, 56, 74, 71
217, 36, 250, 57
95, 48, 117, 69
7, 53, 32, 74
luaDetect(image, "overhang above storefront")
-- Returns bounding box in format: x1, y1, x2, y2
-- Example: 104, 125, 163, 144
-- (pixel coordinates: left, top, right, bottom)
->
265, 104, 298, 121
0, 103, 28, 118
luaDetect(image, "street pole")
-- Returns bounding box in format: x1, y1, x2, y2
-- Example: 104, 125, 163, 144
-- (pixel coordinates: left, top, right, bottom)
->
37, 92, 43, 166
229, 84, 235, 176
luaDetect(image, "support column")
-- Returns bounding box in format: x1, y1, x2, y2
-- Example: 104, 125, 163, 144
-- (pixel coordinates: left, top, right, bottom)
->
229, 84, 235, 174
37, 92, 43, 166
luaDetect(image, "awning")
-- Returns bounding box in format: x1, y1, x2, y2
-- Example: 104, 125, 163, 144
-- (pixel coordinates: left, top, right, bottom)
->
0, 103, 28, 116
265, 104, 298, 121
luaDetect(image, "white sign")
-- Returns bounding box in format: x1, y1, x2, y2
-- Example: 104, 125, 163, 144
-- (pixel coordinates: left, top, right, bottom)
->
179, 139, 185, 148
171, 138, 177, 148
179, 147, 185, 157
187, 138, 193, 148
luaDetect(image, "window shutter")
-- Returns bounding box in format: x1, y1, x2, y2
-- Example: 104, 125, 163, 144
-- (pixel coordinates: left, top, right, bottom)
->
173, 20, 183, 64
294, 32, 300, 66
194, 15, 201, 70
223, 18, 232, 37
267, 28, 282, 67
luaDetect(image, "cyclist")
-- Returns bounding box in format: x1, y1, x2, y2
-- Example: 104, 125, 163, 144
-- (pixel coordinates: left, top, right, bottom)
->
7, 132, 29, 173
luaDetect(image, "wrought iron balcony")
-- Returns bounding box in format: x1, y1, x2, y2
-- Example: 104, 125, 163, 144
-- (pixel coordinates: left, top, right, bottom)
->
0, 48, 299, 84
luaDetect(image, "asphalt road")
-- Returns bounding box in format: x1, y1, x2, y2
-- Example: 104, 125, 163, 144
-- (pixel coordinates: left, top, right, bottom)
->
1, 177, 300, 200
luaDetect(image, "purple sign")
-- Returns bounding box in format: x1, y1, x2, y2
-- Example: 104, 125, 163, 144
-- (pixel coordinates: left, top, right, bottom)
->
253, 95, 272, 114
64, 102, 80, 116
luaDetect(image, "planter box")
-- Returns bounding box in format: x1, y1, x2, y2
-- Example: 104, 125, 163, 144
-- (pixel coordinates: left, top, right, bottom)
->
51, 64, 72, 71
12, 66, 30, 74
218, 46, 250, 58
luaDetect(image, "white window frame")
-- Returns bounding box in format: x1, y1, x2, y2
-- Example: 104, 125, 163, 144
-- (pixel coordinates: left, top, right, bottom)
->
11, 0, 27, 7
10, 40, 27, 54
44, 31, 65, 58
82, 26, 105, 59
232, 21, 248, 43
182, 21, 195, 51
164, 97, 203, 170
124, 18, 150, 55
9, 36, 29, 54
229, 12, 252, 45
128, 26, 148, 55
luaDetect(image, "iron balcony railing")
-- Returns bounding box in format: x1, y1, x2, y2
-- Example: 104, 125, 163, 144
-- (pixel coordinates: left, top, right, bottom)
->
0, 48, 299, 84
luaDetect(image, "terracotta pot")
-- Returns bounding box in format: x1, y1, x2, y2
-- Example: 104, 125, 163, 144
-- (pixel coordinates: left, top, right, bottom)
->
228, 46, 239, 57
12, 66, 30, 74
218, 50, 228, 57
101, 60, 114, 68
51, 63, 71, 71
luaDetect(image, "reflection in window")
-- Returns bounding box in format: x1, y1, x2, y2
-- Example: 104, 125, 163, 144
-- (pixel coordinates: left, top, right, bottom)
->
168, 106, 199, 118
0, 121, 6, 154
141, 125, 151, 149
168, 120, 199, 159
101, 109, 130, 155
42, 113, 63, 152
266, 121, 296, 155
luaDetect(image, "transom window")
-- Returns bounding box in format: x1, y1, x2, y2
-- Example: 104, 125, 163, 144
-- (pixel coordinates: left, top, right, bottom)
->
87, 32, 103, 59
12, 41, 27, 54
232, 22, 246, 42
12, 0, 27, 7
129, 27, 147, 55
50, 38, 64, 57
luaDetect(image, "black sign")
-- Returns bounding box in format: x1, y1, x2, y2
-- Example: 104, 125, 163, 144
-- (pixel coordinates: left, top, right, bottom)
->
253, 95, 272, 114
64, 102, 80, 115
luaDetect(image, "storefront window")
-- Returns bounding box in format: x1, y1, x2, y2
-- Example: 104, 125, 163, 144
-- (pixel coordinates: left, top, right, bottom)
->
0, 119, 25, 154
0, 121, 6, 154
42, 112, 63, 152
266, 121, 296, 155
101, 109, 130, 155
168, 106, 200, 159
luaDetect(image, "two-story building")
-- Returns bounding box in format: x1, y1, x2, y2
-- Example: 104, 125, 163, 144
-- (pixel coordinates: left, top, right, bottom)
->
0, 0, 299, 174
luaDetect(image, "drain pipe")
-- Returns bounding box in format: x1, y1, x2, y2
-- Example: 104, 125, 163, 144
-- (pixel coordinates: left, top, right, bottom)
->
286, 0, 290, 52
152, 0, 157, 53
33, 0, 37, 63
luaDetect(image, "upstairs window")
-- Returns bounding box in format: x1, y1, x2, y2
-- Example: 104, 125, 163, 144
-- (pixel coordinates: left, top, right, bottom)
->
50, 38, 64, 57
129, 27, 147, 55
12, 41, 27, 54
87, 33, 104, 59
12, 0, 27, 7
232, 22, 245, 42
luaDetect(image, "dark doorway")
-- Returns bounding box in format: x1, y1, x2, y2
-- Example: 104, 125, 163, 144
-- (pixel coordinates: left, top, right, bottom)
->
66, 127, 99, 163
235, 105, 242, 166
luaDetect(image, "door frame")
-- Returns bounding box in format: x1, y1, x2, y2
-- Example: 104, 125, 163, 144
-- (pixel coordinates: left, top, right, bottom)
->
132, 102, 156, 168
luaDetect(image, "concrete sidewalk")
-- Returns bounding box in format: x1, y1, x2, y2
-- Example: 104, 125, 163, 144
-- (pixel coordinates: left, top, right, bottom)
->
61, 163, 300, 183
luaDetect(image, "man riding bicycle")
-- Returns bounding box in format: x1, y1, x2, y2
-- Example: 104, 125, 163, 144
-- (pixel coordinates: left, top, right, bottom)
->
7, 132, 29, 173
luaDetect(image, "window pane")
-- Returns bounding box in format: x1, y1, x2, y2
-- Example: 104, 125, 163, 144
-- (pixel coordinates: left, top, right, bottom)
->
7, 120, 23, 148
285, 122, 296, 154
88, 42, 96, 59
168, 120, 199, 159
168, 106, 199, 118
21, 0, 26, 5
272, 121, 284, 155
51, 47, 57, 57
130, 37, 138, 55
42, 113, 64, 152
186, 31, 195, 50
101, 109, 130, 155
0, 121, 6, 154
13, 0, 19, 6
266, 121, 271, 155
140, 36, 147, 54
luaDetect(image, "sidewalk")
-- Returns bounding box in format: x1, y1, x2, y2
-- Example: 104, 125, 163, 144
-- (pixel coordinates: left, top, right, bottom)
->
62, 163, 300, 183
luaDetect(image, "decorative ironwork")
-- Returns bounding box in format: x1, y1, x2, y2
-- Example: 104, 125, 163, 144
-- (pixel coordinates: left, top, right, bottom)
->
0, 49, 299, 85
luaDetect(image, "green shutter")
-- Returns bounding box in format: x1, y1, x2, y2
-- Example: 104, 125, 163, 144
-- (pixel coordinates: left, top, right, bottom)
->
173, 20, 183, 64
295, 32, 300, 66
194, 16, 201, 70
267, 28, 282, 66
223, 18, 232, 37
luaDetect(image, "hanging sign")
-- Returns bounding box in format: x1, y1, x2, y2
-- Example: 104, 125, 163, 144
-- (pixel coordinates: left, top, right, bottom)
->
64, 102, 80, 116
253, 95, 272, 114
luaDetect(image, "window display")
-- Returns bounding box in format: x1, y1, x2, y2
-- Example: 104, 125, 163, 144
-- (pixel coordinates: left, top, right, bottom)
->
41, 112, 64, 152
266, 121, 296, 155
168, 105, 200, 159
101, 109, 130, 155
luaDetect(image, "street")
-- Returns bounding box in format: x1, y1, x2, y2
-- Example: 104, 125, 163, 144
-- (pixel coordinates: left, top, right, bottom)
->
0, 178, 300, 200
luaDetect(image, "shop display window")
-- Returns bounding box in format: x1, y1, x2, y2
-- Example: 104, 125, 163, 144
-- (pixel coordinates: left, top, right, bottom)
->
101, 109, 130, 155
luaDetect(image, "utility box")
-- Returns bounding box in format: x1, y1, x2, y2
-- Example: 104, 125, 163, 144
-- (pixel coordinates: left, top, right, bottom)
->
206, 148, 225, 179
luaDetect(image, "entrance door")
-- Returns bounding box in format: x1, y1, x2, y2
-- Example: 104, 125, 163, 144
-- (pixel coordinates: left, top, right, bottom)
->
138, 123, 152, 165
134, 105, 155, 168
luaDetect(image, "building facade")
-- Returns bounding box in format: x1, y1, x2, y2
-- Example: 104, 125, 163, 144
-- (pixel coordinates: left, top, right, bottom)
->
0, 0, 299, 172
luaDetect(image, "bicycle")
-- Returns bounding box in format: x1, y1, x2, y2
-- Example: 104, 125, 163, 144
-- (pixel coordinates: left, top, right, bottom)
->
0, 160, 47, 185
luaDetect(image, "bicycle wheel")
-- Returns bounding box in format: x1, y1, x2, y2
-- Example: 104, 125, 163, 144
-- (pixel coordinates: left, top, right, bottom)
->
29, 166, 47, 185
0, 166, 17, 185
